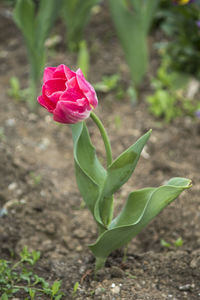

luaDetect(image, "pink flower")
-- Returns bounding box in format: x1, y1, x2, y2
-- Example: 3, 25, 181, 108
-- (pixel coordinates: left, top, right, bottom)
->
38, 64, 98, 124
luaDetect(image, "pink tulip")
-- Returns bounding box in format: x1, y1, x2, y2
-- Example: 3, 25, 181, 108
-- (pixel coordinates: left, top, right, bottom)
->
38, 64, 98, 124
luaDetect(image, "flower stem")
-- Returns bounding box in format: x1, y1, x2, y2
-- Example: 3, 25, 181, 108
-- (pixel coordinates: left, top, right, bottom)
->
95, 257, 107, 274
90, 112, 112, 167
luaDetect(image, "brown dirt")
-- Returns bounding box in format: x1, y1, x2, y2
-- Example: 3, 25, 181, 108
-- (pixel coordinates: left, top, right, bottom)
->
0, 2, 200, 300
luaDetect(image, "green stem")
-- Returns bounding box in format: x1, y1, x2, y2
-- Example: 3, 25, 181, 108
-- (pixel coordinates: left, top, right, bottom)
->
90, 112, 112, 167
28, 77, 38, 111
95, 257, 107, 274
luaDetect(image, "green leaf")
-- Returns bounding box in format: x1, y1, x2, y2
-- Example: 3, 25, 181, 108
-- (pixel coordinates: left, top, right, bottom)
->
51, 280, 61, 296
94, 130, 151, 226
161, 239, 171, 248
55, 295, 63, 300
71, 122, 106, 217
35, 0, 62, 52
89, 177, 191, 258
103, 130, 152, 198
108, 0, 159, 87
1, 294, 9, 300
62, 0, 99, 50
174, 237, 183, 247
13, 0, 35, 50
77, 40, 90, 78
28, 288, 35, 300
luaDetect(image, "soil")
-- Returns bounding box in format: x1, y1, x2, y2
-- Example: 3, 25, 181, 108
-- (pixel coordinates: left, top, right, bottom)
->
0, 2, 200, 300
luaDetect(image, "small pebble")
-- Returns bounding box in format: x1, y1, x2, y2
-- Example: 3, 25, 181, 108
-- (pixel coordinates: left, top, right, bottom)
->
16, 189, 23, 196
5, 118, 16, 127
79, 266, 86, 274
45, 115, 52, 123
28, 113, 37, 121
110, 266, 124, 278
179, 284, 193, 291
38, 138, 50, 150
190, 258, 199, 268
8, 182, 17, 190
111, 285, 120, 294
76, 245, 83, 252
73, 228, 86, 239
0, 208, 8, 217
95, 286, 104, 296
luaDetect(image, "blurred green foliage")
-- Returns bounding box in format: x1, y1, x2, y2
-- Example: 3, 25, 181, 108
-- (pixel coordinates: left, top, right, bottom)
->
13, 0, 62, 109
61, 0, 99, 51
0, 247, 64, 299
147, 51, 200, 122
155, 0, 200, 78
108, 0, 159, 90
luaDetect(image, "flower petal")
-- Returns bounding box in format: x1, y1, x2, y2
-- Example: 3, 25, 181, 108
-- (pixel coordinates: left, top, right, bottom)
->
63, 65, 76, 80
65, 76, 79, 90
53, 100, 90, 124
38, 95, 54, 113
64, 98, 90, 113
60, 88, 84, 102
76, 69, 98, 108
44, 79, 66, 96
43, 67, 56, 83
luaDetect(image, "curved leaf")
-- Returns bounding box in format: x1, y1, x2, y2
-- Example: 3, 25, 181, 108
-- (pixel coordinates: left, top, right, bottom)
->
94, 130, 151, 227
89, 177, 191, 258
36, 0, 62, 51
103, 130, 151, 198
13, 0, 35, 50
71, 122, 106, 216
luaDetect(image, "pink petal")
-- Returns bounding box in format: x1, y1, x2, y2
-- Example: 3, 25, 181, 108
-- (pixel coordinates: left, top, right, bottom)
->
65, 76, 79, 90
38, 95, 54, 113
60, 88, 84, 102
44, 79, 66, 96
49, 91, 63, 104
52, 64, 75, 80
43, 67, 56, 83
63, 65, 76, 80
41, 85, 60, 111
53, 100, 90, 124
76, 69, 98, 108
63, 98, 90, 113
53, 64, 68, 79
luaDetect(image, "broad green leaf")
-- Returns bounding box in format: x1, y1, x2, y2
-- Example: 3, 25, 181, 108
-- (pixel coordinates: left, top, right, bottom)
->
62, 0, 98, 50
51, 280, 61, 296
94, 130, 151, 226
77, 40, 90, 78
108, 0, 159, 87
71, 122, 106, 216
143, 0, 160, 33
13, 0, 39, 82
36, 0, 62, 52
13, 0, 35, 50
1, 294, 9, 300
103, 130, 151, 198
89, 177, 191, 258
108, 0, 147, 87
13, 0, 61, 107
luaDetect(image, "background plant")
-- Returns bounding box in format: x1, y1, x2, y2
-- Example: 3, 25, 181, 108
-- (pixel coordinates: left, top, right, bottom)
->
61, 0, 99, 52
13, 0, 62, 109
155, 0, 200, 78
147, 50, 200, 122
0, 247, 63, 299
108, 0, 160, 94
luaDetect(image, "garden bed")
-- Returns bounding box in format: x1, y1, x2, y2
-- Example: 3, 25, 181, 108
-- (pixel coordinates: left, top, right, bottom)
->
0, 3, 200, 299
